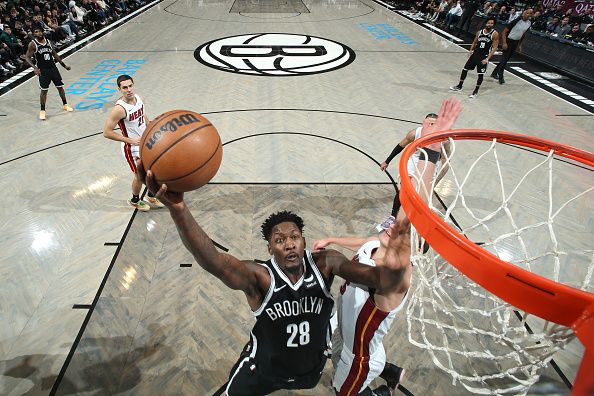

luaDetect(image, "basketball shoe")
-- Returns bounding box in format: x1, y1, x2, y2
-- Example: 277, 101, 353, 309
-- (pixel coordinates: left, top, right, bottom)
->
39, 110, 46, 121
63, 104, 73, 112
146, 196, 165, 208
128, 199, 150, 211
380, 362, 405, 389
449, 85, 462, 91
375, 215, 396, 233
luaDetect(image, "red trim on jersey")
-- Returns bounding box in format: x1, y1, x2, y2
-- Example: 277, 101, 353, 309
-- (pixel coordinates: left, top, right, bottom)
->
118, 120, 137, 173
338, 297, 389, 396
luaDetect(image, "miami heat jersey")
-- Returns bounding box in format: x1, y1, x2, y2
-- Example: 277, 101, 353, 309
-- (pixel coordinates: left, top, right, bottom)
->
116, 94, 146, 142
407, 126, 444, 177
248, 251, 334, 379
333, 240, 408, 395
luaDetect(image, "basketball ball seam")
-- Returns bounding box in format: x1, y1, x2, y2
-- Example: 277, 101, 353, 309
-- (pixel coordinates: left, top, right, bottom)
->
160, 137, 222, 183
140, 111, 182, 151
146, 123, 213, 170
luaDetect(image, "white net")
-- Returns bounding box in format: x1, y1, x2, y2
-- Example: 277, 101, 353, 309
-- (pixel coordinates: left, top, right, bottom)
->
404, 136, 594, 395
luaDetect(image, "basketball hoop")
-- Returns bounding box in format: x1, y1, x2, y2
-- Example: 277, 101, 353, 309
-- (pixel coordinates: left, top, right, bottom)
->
399, 129, 594, 395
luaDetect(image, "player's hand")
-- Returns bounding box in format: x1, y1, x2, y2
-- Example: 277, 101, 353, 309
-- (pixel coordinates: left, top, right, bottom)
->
312, 239, 331, 251
481, 59, 488, 64
383, 218, 412, 269
129, 136, 141, 146
420, 97, 463, 151
33, 67, 40, 76
137, 160, 184, 209
64, 65, 71, 71
380, 162, 389, 171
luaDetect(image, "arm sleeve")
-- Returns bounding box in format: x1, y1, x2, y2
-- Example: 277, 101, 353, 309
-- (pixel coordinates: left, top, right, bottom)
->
385, 144, 405, 164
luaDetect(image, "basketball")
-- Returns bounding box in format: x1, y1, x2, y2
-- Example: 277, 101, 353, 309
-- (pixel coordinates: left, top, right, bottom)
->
140, 110, 222, 192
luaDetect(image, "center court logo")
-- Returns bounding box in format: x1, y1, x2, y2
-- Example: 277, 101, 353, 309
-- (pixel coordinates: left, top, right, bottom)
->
194, 33, 356, 76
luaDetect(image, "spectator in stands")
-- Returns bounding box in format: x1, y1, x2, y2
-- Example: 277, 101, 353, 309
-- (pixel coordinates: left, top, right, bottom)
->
0, 41, 18, 75
431, 0, 451, 23
546, 16, 560, 33
554, 16, 572, 36
1, 25, 25, 59
443, 0, 463, 29
497, 5, 509, 22
45, 9, 75, 42
67, 1, 89, 34
531, 10, 547, 31
457, 0, 480, 34
577, 24, 593, 44
563, 24, 581, 41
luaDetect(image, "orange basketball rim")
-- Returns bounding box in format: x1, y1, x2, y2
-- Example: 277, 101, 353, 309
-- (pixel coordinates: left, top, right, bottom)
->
399, 129, 594, 396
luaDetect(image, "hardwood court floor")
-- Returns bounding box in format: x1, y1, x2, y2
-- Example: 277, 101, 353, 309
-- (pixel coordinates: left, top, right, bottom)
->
0, 0, 592, 394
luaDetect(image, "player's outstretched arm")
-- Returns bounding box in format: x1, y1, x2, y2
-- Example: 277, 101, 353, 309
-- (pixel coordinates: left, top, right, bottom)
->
138, 164, 266, 299
312, 236, 376, 252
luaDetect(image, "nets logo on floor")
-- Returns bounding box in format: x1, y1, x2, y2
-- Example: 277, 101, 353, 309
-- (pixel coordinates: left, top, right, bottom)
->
194, 33, 356, 76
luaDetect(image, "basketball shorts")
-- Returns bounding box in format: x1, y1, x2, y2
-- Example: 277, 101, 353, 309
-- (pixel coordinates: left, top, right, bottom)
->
121, 142, 140, 173
226, 342, 327, 395
463, 56, 488, 74
332, 329, 387, 396
38, 67, 64, 90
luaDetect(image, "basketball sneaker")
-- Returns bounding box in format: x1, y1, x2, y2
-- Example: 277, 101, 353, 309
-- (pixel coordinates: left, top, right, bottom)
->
380, 362, 406, 389
375, 215, 396, 233
469, 91, 479, 99
63, 104, 74, 112
449, 85, 462, 91
128, 199, 150, 211
371, 385, 393, 396
146, 196, 165, 208
39, 110, 46, 121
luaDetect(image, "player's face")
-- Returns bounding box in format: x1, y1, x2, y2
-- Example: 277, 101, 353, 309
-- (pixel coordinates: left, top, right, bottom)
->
485, 20, 495, 30
424, 116, 437, 128
268, 222, 306, 273
33, 29, 43, 39
118, 80, 135, 100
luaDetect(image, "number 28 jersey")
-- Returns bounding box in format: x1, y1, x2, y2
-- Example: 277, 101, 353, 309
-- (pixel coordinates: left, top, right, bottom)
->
250, 251, 334, 379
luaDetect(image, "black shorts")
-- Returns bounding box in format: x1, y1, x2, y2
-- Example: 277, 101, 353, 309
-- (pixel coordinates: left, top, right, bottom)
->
226, 343, 327, 395
39, 67, 64, 90
463, 56, 488, 74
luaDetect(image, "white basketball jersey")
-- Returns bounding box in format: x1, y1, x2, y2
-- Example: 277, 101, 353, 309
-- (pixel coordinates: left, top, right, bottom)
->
116, 94, 146, 154
407, 126, 443, 177
338, 240, 406, 360
333, 240, 408, 395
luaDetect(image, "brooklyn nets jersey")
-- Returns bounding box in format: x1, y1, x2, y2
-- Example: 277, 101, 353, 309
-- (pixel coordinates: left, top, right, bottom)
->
249, 251, 334, 379
473, 29, 495, 59
33, 38, 56, 69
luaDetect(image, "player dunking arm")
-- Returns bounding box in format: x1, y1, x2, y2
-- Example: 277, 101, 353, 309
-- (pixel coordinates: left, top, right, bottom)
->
450, 17, 499, 98
379, 113, 452, 220
137, 97, 463, 396
103, 75, 163, 211
24, 26, 73, 121
313, 98, 463, 396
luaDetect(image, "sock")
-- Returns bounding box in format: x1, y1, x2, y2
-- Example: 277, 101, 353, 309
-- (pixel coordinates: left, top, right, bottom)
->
62, 98, 67, 105
131, 194, 140, 203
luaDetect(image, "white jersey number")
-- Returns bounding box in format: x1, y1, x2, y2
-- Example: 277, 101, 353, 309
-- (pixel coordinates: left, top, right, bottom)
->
286, 321, 310, 347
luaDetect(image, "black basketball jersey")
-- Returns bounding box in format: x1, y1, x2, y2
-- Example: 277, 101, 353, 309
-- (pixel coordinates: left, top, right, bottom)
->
248, 251, 334, 379
473, 29, 495, 59
33, 38, 56, 69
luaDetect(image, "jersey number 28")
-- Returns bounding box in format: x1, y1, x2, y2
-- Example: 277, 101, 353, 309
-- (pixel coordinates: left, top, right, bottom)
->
286, 321, 310, 347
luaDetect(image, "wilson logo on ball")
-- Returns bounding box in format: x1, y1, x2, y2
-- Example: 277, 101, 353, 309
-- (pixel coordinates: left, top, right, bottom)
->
194, 33, 356, 76
145, 113, 201, 150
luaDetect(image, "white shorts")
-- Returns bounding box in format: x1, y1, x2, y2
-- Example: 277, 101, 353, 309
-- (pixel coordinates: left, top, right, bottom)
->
121, 143, 140, 173
331, 329, 387, 395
